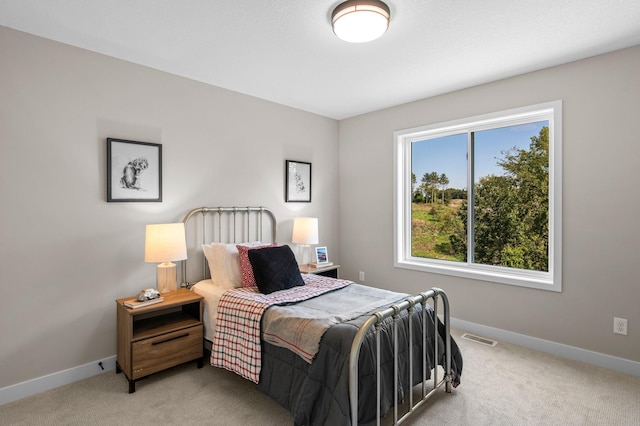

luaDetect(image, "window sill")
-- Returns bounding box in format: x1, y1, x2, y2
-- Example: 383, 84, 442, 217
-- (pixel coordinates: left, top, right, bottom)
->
395, 258, 561, 292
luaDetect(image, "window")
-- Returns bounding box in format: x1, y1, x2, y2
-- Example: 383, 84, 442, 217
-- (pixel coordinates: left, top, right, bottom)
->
394, 101, 562, 291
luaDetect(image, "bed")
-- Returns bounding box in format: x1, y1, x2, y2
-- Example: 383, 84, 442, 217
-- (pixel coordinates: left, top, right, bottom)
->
180, 206, 463, 425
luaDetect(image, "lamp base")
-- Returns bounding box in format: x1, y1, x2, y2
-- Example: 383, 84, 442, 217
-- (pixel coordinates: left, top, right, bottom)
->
157, 262, 177, 293
296, 244, 313, 266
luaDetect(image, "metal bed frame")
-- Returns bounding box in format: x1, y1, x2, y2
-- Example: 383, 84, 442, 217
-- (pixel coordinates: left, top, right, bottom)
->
349, 289, 453, 425
180, 206, 277, 287
180, 206, 454, 425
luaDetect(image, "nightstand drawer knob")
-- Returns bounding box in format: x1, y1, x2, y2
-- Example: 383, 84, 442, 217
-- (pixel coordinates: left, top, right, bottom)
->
152, 333, 189, 345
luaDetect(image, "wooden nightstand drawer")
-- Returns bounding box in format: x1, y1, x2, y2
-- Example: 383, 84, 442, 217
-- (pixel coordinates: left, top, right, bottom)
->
132, 325, 203, 379
117, 289, 204, 392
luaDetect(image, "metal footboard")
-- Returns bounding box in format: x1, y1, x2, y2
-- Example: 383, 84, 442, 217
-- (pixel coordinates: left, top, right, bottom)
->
349, 287, 452, 425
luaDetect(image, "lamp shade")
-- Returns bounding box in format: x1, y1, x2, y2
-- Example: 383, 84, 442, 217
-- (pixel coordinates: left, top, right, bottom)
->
291, 217, 319, 245
144, 223, 187, 263
332, 0, 390, 43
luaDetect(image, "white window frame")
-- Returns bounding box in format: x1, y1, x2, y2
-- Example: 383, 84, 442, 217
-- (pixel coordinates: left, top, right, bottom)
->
393, 101, 562, 291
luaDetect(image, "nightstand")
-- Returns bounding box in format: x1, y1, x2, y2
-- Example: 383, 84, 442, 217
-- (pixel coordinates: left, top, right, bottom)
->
115, 288, 204, 393
299, 263, 340, 279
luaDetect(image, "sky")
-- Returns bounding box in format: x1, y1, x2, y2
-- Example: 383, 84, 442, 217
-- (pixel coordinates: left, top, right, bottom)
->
411, 121, 547, 190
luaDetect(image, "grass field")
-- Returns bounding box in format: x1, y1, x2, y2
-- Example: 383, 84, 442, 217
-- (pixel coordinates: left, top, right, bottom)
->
411, 200, 465, 261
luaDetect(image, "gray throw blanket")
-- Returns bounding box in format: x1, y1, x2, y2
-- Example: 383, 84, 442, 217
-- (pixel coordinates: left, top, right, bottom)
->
262, 284, 408, 363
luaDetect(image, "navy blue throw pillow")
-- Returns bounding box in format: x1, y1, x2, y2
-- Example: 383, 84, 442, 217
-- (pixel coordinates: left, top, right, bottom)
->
247, 245, 305, 294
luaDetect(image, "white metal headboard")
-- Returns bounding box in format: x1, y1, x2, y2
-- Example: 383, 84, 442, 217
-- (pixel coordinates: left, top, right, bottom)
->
180, 206, 277, 287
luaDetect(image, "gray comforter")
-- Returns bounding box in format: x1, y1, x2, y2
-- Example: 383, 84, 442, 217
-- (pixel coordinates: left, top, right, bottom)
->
258, 297, 463, 425
262, 284, 410, 363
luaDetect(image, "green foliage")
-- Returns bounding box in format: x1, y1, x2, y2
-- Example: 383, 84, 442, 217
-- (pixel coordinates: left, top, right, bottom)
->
413, 126, 550, 272
451, 126, 549, 271
448, 188, 467, 200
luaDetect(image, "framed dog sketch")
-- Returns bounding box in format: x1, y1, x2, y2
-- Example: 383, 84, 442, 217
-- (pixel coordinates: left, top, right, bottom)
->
285, 160, 311, 202
107, 138, 162, 202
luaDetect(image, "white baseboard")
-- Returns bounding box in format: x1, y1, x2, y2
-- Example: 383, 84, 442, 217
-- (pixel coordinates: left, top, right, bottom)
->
451, 317, 640, 377
0, 355, 116, 406
2, 319, 639, 406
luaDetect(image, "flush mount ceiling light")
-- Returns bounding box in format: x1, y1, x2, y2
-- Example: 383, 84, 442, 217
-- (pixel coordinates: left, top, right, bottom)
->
332, 0, 391, 43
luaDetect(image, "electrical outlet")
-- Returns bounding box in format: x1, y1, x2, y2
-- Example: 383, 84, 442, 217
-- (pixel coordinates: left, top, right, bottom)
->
359, 271, 365, 281
613, 317, 628, 335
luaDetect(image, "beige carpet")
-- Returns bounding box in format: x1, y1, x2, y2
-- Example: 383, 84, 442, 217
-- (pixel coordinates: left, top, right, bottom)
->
2, 329, 639, 425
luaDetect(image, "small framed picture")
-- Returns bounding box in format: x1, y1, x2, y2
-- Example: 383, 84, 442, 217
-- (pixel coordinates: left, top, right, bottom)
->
107, 138, 162, 202
315, 246, 329, 265
285, 160, 311, 202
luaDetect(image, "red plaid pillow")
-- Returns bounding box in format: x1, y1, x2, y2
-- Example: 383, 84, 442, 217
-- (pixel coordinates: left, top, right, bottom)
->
237, 243, 277, 287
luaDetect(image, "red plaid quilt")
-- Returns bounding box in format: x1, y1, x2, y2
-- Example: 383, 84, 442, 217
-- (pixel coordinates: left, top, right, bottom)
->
210, 274, 351, 383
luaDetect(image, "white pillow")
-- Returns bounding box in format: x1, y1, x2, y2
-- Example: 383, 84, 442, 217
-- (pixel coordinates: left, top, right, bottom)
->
202, 242, 262, 288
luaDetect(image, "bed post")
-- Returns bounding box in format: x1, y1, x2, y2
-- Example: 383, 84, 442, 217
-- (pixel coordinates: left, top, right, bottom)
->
438, 288, 453, 393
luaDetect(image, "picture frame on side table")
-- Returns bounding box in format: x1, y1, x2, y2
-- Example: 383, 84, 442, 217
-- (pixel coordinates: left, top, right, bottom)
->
285, 160, 311, 202
314, 246, 329, 265
107, 138, 162, 202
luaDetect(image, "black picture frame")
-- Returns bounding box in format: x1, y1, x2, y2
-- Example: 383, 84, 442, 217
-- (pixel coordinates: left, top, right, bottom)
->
107, 138, 162, 202
285, 160, 311, 202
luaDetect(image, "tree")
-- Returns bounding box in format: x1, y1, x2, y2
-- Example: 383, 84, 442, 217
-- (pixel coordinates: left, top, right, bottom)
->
473, 174, 520, 266
421, 171, 439, 203
439, 173, 449, 204
497, 126, 549, 271
411, 173, 419, 202
451, 126, 549, 271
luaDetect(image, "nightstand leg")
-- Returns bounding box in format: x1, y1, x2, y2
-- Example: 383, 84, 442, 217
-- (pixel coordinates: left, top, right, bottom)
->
115, 361, 122, 374
197, 357, 204, 368
128, 379, 136, 394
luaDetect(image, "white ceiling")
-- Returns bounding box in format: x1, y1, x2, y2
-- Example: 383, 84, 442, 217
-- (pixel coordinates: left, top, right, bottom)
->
1, 0, 639, 120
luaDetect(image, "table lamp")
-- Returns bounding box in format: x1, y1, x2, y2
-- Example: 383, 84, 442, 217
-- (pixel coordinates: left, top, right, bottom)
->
291, 217, 319, 266
144, 223, 187, 293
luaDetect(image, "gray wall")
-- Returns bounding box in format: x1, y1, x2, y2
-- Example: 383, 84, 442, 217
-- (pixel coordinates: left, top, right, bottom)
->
338, 45, 640, 363
0, 27, 339, 388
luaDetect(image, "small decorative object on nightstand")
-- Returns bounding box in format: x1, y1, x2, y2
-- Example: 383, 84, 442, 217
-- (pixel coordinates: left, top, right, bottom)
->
300, 263, 340, 279
310, 246, 330, 267
115, 288, 203, 393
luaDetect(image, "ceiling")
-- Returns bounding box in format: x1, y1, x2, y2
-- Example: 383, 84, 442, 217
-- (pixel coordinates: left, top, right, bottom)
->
1, 0, 639, 120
